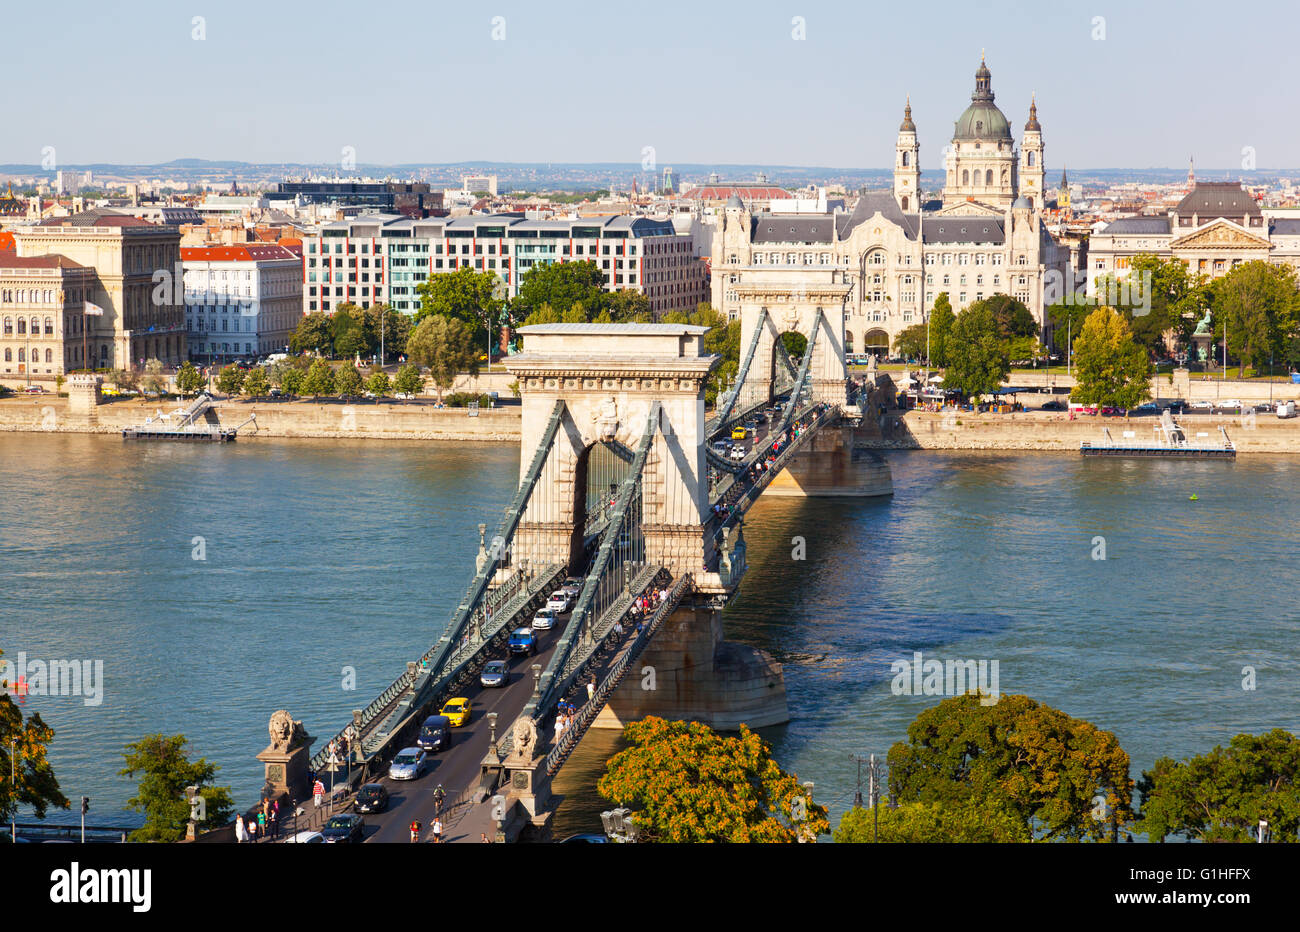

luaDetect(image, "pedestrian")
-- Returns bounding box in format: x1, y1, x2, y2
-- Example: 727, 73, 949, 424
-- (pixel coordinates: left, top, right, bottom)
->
235, 814, 249, 844
432, 818, 443, 844
481, 832, 491, 844
257, 808, 266, 840
410, 819, 422, 843
313, 778, 325, 809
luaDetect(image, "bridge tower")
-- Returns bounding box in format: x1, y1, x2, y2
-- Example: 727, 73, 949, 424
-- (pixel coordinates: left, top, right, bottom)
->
734, 281, 852, 410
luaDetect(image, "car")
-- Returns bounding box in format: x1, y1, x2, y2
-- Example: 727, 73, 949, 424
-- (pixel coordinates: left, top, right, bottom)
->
710, 440, 731, 453
509, 627, 537, 655
560, 578, 582, 598
1132, 402, 1160, 415
480, 659, 508, 688
284, 830, 324, 844
728, 446, 747, 461
730, 426, 747, 440
354, 783, 389, 814
1190, 400, 1214, 410
269, 388, 283, 397
321, 814, 364, 844
532, 607, 558, 631
1041, 400, 1066, 411
388, 747, 428, 781
416, 715, 452, 752
440, 698, 471, 727
743, 420, 758, 434
23, 386, 46, 393
395, 392, 415, 400
546, 591, 570, 613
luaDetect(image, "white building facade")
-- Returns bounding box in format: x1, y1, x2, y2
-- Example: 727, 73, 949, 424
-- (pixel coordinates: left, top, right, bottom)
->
181, 244, 300, 361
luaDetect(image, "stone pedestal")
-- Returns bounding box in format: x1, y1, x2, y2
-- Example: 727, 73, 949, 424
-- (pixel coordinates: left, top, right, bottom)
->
67, 373, 102, 418
593, 597, 788, 731
256, 739, 314, 802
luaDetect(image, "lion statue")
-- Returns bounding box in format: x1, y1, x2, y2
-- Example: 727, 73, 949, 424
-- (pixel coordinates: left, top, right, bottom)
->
268, 710, 307, 752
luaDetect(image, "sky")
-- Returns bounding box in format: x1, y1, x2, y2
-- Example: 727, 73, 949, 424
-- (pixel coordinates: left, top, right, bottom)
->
1, 0, 1294, 171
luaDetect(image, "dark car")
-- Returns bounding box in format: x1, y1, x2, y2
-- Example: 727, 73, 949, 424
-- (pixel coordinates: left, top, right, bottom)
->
321, 814, 364, 844
416, 715, 452, 753
1041, 400, 1066, 411
354, 783, 388, 814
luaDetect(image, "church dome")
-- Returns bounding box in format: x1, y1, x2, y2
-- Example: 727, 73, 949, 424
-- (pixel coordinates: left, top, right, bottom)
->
953, 57, 1012, 141
724, 194, 744, 208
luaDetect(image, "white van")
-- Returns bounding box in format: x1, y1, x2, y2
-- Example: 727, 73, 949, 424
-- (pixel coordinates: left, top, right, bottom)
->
1277, 401, 1296, 419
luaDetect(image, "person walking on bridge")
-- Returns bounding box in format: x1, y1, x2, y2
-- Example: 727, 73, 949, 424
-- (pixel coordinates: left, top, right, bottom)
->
586, 676, 596, 702
432, 817, 443, 844
312, 778, 325, 809
410, 819, 422, 843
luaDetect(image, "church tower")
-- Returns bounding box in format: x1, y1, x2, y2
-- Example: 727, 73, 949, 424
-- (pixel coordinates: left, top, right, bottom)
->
943, 55, 1017, 211
1019, 96, 1045, 210
894, 98, 922, 213
1058, 166, 1070, 211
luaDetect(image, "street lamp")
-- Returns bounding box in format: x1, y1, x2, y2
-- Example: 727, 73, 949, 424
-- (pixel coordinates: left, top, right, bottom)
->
865, 753, 886, 843
9, 738, 16, 844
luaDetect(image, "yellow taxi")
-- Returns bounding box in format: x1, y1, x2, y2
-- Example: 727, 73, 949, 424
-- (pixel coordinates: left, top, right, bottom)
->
731, 426, 747, 440
439, 698, 472, 727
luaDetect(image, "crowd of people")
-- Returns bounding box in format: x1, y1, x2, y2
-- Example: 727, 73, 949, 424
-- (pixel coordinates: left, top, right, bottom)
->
235, 797, 281, 843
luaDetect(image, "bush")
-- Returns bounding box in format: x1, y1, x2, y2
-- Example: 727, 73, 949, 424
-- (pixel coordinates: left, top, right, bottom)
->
443, 392, 495, 408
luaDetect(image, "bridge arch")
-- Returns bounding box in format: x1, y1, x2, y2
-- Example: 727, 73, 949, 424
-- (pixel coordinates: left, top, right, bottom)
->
863, 328, 890, 357
734, 283, 851, 409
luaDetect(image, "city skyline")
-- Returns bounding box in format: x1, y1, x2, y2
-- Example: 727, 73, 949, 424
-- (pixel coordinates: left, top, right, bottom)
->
4, 0, 1293, 170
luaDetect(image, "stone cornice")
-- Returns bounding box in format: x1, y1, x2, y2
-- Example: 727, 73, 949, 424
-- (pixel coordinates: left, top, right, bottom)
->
507, 354, 719, 381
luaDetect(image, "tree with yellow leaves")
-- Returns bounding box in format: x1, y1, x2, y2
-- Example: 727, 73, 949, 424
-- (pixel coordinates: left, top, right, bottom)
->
597, 717, 828, 843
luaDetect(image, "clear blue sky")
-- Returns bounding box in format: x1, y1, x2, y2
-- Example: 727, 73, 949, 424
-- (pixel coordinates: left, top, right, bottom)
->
2, 0, 1293, 170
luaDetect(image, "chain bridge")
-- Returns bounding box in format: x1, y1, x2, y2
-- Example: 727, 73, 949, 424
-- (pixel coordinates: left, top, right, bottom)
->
261, 312, 893, 843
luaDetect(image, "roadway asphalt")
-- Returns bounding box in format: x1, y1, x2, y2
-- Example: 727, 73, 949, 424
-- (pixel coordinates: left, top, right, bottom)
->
356, 605, 572, 844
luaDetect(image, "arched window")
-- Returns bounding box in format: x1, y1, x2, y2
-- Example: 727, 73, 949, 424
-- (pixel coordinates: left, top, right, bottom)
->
1027, 152, 1036, 167
901, 196, 909, 211
3, 348, 9, 361
976, 120, 984, 134
985, 170, 993, 186
845, 332, 855, 354
45, 348, 52, 363
1027, 197, 1034, 208
44, 317, 53, 335
961, 169, 969, 185
30, 316, 39, 334
17, 318, 25, 335
18, 348, 25, 362
2, 317, 10, 335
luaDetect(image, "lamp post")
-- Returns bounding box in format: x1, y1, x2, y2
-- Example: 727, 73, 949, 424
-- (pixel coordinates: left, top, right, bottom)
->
9, 738, 16, 844
865, 753, 885, 843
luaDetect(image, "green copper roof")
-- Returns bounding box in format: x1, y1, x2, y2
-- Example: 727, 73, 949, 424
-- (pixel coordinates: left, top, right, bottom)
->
953, 58, 1012, 141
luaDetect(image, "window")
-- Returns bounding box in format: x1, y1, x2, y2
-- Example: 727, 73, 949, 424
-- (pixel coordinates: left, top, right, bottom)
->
962, 170, 969, 185
17, 318, 25, 335
45, 317, 53, 334
45, 348, 52, 363
1027, 152, 1036, 167
985, 170, 993, 186
2, 317, 10, 335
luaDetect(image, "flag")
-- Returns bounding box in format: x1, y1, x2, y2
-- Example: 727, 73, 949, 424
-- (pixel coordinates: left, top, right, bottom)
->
84, 301, 104, 316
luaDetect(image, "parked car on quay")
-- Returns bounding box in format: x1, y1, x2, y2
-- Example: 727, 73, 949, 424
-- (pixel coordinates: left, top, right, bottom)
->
388, 747, 428, 781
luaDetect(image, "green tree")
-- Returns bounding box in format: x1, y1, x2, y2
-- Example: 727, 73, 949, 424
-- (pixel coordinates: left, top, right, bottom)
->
928, 292, 956, 367
290, 311, 333, 356
893, 323, 929, 361
888, 693, 1134, 842
944, 302, 1009, 397
513, 259, 608, 321
335, 364, 364, 398
1094, 255, 1212, 359
1070, 306, 1151, 409
834, 800, 1030, 843
971, 293, 1039, 342
1047, 299, 1092, 358
597, 717, 829, 843
175, 361, 204, 396
331, 304, 366, 358
301, 358, 336, 398
278, 367, 305, 397
119, 734, 234, 842
780, 331, 808, 359
415, 267, 504, 347
366, 370, 392, 397
522, 301, 588, 326
141, 358, 167, 395
1211, 261, 1300, 377
215, 364, 244, 395
1, 649, 70, 825
361, 304, 410, 364
113, 368, 140, 392
606, 289, 652, 322
406, 315, 480, 401
242, 367, 270, 398
392, 363, 425, 398
1137, 729, 1300, 843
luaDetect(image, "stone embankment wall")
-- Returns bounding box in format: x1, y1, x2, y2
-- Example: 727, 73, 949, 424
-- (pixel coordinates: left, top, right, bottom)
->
0, 395, 522, 442
866, 409, 1300, 454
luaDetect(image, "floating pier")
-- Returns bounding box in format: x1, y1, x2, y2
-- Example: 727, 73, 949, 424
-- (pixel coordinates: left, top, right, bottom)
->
1080, 412, 1235, 459
121, 393, 255, 442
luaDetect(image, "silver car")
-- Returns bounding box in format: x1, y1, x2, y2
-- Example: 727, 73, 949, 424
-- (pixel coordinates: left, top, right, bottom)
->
532, 607, 557, 631
388, 747, 427, 781
480, 660, 508, 688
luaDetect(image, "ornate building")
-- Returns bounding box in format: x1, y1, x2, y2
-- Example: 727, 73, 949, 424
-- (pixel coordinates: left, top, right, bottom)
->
711, 58, 1071, 355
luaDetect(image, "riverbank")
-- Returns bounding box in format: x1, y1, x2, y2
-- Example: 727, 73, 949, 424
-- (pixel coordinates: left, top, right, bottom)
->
0, 395, 522, 441
863, 409, 1300, 454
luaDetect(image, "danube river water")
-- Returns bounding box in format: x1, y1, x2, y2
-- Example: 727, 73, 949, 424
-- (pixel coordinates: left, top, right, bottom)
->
3, 434, 1297, 837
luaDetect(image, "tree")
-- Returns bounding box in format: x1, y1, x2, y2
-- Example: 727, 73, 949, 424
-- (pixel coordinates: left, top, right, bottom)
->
606, 289, 652, 322
301, 358, 336, 398
597, 717, 829, 842
113, 368, 140, 392
1, 649, 70, 824
893, 323, 929, 361
406, 315, 480, 401
278, 367, 305, 397
1047, 299, 1092, 359
835, 799, 1029, 843
331, 304, 366, 359
360, 304, 410, 364
780, 331, 808, 359
142, 358, 167, 395
215, 364, 244, 396
242, 367, 270, 398
335, 364, 364, 398
1211, 261, 1300, 377
944, 302, 1009, 397
119, 734, 234, 842
175, 361, 204, 396
1137, 729, 1300, 843
513, 259, 608, 321
522, 301, 587, 326
1095, 254, 1212, 360
414, 268, 504, 348
366, 370, 391, 397
928, 293, 956, 367
1071, 306, 1151, 409
289, 311, 333, 356
971, 293, 1038, 342
393, 363, 425, 398
888, 693, 1134, 841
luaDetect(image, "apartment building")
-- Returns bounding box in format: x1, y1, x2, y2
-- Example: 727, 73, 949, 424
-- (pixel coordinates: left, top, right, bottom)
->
181, 244, 301, 362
